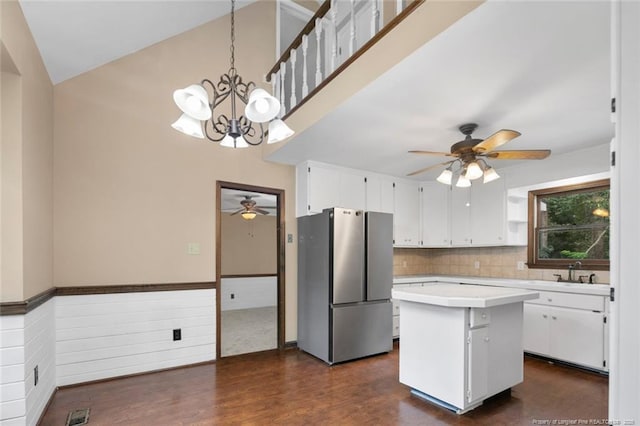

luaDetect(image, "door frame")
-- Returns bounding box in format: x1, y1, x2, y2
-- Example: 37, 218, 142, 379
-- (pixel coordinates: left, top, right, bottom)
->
216, 181, 286, 359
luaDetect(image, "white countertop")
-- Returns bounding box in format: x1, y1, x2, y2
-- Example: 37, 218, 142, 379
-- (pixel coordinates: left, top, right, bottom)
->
392, 283, 539, 308
393, 275, 610, 297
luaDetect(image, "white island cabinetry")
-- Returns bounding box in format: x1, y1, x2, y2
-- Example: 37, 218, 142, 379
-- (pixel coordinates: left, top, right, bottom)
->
392, 284, 538, 414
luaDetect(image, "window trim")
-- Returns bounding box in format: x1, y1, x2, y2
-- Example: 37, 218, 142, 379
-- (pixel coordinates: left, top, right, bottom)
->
527, 178, 610, 270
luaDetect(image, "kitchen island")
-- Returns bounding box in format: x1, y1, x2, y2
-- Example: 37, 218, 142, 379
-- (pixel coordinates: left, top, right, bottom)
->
392, 283, 538, 414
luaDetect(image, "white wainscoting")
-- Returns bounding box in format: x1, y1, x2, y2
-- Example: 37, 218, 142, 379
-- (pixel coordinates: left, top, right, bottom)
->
55, 289, 216, 386
0, 298, 56, 426
220, 276, 277, 311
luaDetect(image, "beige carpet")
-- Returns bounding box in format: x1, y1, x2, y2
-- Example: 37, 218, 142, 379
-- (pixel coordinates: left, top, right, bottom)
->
221, 306, 277, 357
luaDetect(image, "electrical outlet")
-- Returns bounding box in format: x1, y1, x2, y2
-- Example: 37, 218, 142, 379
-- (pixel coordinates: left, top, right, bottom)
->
474, 260, 480, 269
230, 293, 235, 299
173, 329, 181, 341
517, 261, 526, 271
34, 365, 38, 386
287, 234, 293, 243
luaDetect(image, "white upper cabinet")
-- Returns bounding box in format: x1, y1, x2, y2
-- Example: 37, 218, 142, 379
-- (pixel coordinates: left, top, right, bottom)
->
393, 180, 420, 247
450, 186, 472, 246
297, 162, 365, 216
365, 175, 394, 214
449, 180, 506, 246
420, 183, 451, 247
470, 179, 506, 245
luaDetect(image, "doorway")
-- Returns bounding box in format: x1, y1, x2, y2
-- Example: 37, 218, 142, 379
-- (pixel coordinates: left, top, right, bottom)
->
216, 181, 285, 358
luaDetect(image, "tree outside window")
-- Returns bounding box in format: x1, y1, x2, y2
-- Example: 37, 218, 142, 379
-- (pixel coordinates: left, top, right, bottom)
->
527, 179, 610, 270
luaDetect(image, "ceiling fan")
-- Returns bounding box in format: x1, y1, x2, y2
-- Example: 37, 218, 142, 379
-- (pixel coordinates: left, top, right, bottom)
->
230, 196, 271, 220
407, 123, 551, 186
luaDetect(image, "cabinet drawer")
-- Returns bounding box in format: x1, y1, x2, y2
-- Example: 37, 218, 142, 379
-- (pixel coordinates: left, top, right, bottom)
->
469, 308, 491, 328
527, 290, 605, 311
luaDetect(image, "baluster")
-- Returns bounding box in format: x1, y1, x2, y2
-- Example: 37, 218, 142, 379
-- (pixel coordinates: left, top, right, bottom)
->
331, 0, 338, 72
290, 48, 297, 108
371, 0, 380, 37
396, 0, 403, 15
271, 71, 279, 115
279, 62, 286, 115
301, 35, 309, 98
349, 0, 356, 56
314, 18, 323, 87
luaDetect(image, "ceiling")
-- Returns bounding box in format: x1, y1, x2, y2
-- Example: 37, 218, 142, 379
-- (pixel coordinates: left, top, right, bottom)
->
19, 0, 613, 180
18, 0, 256, 84
221, 189, 276, 216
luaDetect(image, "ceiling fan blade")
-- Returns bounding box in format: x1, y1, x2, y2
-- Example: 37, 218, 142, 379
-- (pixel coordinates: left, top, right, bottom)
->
486, 149, 551, 160
408, 150, 457, 157
230, 208, 244, 216
406, 161, 455, 177
472, 129, 521, 153
254, 208, 270, 215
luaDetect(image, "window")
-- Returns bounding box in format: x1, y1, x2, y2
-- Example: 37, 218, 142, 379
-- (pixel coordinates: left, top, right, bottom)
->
527, 179, 610, 270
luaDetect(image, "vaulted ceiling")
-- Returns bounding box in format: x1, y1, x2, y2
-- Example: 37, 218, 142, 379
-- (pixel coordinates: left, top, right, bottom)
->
19, 0, 612, 180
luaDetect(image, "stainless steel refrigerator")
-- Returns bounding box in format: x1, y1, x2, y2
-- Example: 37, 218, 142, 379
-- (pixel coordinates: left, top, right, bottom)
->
297, 208, 393, 364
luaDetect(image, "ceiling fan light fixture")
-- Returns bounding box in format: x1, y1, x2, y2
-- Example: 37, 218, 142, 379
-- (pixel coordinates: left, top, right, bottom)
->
483, 166, 500, 183
465, 161, 483, 180
241, 210, 257, 220
436, 168, 453, 185
456, 174, 471, 188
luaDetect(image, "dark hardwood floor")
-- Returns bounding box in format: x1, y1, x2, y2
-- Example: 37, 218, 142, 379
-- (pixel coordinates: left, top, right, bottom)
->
40, 343, 608, 425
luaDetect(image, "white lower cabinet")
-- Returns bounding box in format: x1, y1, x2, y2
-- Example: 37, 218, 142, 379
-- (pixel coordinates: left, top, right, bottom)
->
523, 291, 607, 371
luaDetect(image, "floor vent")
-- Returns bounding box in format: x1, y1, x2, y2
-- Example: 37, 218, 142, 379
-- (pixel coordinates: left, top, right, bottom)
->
66, 408, 90, 426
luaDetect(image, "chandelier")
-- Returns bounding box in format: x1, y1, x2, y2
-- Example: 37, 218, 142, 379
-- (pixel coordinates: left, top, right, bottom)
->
436, 158, 500, 188
171, 0, 293, 148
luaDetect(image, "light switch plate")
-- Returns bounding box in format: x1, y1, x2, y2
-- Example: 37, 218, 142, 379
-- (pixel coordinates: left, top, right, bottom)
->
187, 243, 200, 255
517, 261, 526, 271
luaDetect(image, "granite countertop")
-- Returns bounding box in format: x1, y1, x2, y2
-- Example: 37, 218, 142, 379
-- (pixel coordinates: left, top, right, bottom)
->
392, 282, 539, 308
393, 275, 610, 297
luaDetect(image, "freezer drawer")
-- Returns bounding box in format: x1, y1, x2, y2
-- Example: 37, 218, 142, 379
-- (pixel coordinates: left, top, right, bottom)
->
331, 301, 392, 363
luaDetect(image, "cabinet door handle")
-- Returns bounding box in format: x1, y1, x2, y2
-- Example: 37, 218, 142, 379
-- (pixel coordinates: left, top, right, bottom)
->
547, 298, 553, 302
542, 314, 548, 319
481, 314, 487, 319
552, 316, 557, 320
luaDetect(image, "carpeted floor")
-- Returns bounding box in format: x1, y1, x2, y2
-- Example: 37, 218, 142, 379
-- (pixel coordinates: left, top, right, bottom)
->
220, 306, 277, 357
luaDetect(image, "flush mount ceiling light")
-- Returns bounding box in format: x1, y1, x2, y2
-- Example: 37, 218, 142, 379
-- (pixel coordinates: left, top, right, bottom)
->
171, 0, 293, 148
408, 123, 552, 187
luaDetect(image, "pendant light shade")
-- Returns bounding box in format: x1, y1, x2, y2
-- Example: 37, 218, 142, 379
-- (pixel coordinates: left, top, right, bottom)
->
171, 114, 205, 139
436, 168, 453, 185
245, 89, 280, 123
220, 134, 249, 148
465, 161, 483, 180
268, 119, 294, 144
456, 174, 471, 188
483, 167, 500, 183
173, 84, 211, 120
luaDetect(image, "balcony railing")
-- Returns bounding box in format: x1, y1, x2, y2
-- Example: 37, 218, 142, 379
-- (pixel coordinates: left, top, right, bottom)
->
267, 0, 424, 120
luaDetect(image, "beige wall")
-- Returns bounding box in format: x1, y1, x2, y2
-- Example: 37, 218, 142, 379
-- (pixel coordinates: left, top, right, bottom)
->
221, 213, 277, 275
0, 0, 54, 302
52, 2, 297, 339
394, 246, 610, 284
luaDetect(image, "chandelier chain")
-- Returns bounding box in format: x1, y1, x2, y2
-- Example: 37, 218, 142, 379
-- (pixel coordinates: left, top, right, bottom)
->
229, 0, 236, 75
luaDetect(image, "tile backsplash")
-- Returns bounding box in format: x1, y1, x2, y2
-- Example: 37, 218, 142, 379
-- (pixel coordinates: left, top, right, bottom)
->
393, 246, 610, 284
